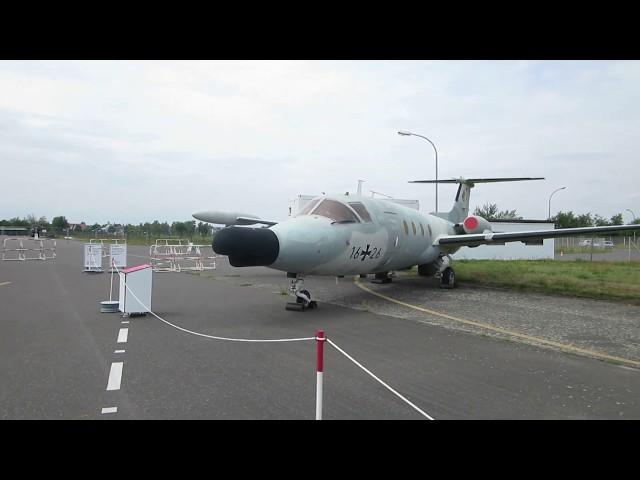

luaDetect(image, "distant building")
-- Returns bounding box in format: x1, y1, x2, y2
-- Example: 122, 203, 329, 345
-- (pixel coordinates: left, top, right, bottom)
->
0, 226, 29, 236
452, 220, 555, 260
68, 222, 87, 232
98, 223, 125, 236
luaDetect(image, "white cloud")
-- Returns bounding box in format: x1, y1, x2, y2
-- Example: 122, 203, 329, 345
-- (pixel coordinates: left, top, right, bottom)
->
0, 60, 639, 224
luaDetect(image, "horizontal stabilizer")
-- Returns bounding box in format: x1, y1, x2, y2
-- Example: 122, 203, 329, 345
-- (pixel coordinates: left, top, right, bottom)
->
410, 177, 544, 185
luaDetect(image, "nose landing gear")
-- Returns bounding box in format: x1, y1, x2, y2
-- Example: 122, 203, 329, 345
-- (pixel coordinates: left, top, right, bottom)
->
285, 274, 318, 311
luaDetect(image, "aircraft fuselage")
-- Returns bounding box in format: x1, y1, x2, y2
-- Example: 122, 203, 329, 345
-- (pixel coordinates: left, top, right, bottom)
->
214, 195, 457, 276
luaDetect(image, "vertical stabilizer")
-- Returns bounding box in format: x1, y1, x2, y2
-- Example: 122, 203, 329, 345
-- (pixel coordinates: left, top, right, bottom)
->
409, 177, 545, 224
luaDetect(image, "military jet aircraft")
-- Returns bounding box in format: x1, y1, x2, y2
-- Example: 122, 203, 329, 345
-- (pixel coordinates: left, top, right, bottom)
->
193, 178, 640, 311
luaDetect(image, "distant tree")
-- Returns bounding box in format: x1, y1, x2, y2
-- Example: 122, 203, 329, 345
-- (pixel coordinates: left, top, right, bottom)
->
473, 203, 522, 220
51, 216, 69, 232
553, 211, 595, 228
593, 214, 609, 227
173, 221, 187, 237
474, 203, 499, 219
496, 209, 522, 220
610, 213, 623, 225
185, 220, 196, 239
197, 221, 211, 236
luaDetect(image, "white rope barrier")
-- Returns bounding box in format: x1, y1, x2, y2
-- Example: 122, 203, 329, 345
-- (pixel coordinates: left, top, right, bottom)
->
327, 338, 435, 420
113, 263, 314, 343
111, 263, 433, 419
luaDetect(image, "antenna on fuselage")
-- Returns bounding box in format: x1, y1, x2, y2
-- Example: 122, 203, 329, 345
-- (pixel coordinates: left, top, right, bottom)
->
370, 190, 393, 199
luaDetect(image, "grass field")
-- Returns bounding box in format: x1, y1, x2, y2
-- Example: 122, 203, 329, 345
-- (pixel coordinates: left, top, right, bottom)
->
451, 260, 640, 304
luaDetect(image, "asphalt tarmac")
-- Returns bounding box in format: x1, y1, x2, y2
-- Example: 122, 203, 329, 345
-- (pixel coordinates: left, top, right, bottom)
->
1, 237, 639, 419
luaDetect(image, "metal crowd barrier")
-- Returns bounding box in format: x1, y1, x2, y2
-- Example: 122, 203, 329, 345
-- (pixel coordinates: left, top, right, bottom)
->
2, 238, 56, 261
149, 243, 216, 272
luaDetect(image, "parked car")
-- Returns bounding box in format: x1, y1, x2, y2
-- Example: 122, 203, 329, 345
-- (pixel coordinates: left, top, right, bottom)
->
603, 240, 614, 248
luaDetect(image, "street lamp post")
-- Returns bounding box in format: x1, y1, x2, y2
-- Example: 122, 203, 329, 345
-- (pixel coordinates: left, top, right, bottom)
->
398, 130, 439, 213
627, 209, 637, 245
548, 186, 566, 220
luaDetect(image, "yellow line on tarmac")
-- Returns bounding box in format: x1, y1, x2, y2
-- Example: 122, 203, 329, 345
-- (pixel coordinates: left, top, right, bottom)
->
354, 278, 640, 368
0, 282, 11, 287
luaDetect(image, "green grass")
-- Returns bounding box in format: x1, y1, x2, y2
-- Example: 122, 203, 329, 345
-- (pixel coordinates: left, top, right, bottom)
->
451, 260, 640, 304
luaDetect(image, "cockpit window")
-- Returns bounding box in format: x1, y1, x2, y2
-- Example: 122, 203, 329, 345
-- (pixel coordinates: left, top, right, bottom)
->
348, 202, 372, 223
311, 199, 359, 223
297, 197, 323, 216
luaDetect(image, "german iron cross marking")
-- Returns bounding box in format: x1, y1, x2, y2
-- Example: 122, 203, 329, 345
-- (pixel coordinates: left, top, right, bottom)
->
360, 244, 372, 261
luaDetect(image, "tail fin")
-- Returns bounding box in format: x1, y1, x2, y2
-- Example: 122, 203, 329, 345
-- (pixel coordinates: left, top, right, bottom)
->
409, 177, 544, 224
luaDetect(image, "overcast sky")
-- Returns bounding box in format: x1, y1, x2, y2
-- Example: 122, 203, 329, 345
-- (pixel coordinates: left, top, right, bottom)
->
1, 60, 639, 225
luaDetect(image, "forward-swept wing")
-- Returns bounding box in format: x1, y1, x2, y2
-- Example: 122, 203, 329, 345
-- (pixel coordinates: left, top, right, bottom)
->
436, 224, 640, 249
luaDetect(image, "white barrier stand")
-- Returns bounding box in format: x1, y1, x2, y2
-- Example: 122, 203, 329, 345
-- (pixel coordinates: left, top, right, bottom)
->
84, 244, 104, 272
91, 238, 126, 257
109, 243, 127, 272
2, 238, 56, 261
149, 243, 216, 273
42, 238, 56, 260
316, 330, 325, 420
2, 238, 25, 261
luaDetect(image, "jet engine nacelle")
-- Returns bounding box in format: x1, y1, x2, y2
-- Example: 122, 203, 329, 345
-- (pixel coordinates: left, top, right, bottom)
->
462, 215, 492, 234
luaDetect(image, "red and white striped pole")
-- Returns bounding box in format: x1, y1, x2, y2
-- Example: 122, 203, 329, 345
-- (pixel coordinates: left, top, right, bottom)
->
316, 330, 325, 420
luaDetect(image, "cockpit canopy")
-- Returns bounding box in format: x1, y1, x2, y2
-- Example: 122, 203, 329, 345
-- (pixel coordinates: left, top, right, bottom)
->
296, 197, 372, 224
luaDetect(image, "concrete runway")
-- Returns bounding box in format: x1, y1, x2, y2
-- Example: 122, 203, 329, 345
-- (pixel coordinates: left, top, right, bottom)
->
1, 237, 639, 419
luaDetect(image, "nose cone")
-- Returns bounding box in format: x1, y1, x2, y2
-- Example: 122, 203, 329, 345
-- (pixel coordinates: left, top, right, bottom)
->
213, 226, 280, 267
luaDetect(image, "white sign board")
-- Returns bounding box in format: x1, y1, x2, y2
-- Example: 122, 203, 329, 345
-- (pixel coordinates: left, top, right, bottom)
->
84, 244, 103, 271
109, 244, 127, 268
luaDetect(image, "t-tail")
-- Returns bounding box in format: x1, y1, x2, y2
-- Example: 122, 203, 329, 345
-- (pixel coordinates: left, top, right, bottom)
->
409, 177, 545, 224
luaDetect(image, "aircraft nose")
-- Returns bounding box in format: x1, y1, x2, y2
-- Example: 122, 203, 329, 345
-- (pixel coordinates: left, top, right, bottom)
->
212, 226, 280, 267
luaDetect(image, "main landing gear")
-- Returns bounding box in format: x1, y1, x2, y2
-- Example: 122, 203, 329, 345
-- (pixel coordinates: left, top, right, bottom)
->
285, 273, 318, 311
419, 255, 458, 289
439, 266, 457, 289
437, 255, 457, 289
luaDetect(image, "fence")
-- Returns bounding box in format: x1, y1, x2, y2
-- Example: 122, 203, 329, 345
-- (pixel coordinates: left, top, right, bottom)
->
2, 237, 56, 261
149, 242, 217, 272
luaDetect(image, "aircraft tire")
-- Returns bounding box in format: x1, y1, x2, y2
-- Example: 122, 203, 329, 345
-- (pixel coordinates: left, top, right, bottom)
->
440, 267, 457, 289
296, 289, 312, 306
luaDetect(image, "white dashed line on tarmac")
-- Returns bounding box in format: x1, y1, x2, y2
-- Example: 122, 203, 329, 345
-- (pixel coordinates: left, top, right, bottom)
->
106, 362, 124, 391
114, 350, 125, 354
101, 407, 118, 414
121, 320, 129, 324
117, 328, 128, 343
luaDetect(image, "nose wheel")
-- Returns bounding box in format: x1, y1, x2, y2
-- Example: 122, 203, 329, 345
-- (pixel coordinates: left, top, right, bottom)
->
285, 275, 318, 311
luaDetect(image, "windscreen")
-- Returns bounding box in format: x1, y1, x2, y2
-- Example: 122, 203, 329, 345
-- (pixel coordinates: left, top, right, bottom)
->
297, 197, 323, 216
348, 202, 372, 223
311, 199, 359, 223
